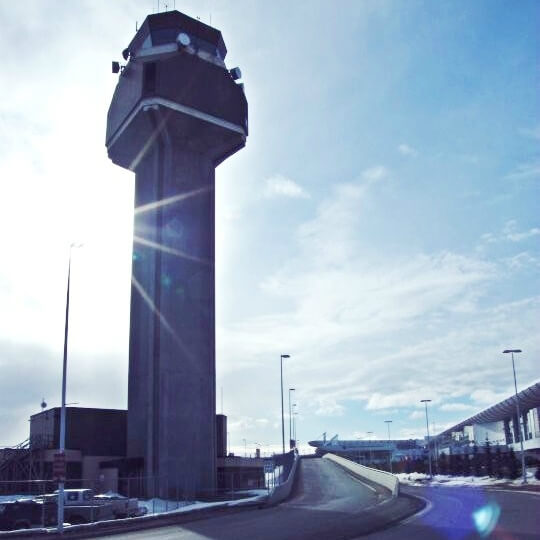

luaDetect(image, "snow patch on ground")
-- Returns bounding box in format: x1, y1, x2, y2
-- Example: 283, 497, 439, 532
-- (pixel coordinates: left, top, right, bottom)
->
397, 468, 540, 488
0, 495, 34, 502
0, 490, 268, 519
138, 490, 268, 516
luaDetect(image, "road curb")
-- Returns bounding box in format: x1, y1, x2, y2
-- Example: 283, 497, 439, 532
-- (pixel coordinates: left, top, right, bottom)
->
348, 493, 428, 538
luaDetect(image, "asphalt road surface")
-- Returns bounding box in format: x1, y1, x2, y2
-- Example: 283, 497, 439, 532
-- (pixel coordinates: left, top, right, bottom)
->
95, 460, 538, 540
364, 485, 540, 540
96, 458, 417, 539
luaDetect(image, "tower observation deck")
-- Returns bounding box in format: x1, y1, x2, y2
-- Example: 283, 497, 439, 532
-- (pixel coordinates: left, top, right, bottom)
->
106, 10, 247, 496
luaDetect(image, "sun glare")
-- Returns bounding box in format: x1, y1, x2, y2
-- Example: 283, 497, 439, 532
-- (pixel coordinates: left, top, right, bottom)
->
134, 186, 212, 215
133, 235, 211, 266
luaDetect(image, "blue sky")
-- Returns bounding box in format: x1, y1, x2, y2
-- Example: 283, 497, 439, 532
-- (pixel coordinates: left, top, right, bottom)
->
0, 0, 538, 454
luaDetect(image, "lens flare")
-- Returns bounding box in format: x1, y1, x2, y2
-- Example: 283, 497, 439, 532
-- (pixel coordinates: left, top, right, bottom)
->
472, 502, 501, 538
131, 274, 193, 363
134, 186, 211, 215
133, 235, 211, 266
129, 110, 170, 171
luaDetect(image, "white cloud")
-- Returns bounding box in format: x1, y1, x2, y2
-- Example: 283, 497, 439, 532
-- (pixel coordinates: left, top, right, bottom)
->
293, 169, 388, 266
439, 403, 476, 412
503, 252, 540, 270
479, 220, 540, 246
398, 428, 424, 440
367, 391, 434, 411
264, 174, 309, 199
220, 171, 539, 423
506, 228, 540, 242
361, 165, 389, 182
227, 416, 262, 432
470, 389, 511, 406
398, 143, 418, 157
505, 160, 540, 180
409, 410, 425, 420
314, 397, 345, 417
480, 233, 497, 244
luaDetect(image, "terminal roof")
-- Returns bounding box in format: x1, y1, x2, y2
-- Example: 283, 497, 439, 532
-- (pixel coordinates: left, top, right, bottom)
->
438, 381, 540, 437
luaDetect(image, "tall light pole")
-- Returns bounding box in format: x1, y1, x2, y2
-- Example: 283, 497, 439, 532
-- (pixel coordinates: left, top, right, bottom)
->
385, 420, 393, 473
432, 420, 439, 470
288, 388, 295, 449
280, 354, 290, 454
366, 431, 374, 465
58, 243, 82, 533
421, 399, 432, 479
503, 349, 527, 484
293, 403, 298, 445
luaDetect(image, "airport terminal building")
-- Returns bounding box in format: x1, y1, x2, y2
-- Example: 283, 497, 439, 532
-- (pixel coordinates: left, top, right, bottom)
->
434, 381, 540, 458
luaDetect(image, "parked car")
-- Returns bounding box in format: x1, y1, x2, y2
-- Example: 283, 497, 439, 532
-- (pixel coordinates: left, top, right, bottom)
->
0, 499, 55, 531
93, 493, 144, 518
45, 489, 145, 521
43, 491, 115, 524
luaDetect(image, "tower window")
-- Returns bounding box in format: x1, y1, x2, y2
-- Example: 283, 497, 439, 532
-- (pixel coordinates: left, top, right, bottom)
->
143, 62, 157, 95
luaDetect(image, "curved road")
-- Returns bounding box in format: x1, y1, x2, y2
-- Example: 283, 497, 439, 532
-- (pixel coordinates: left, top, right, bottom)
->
96, 459, 538, 539
364, 485, 539, 540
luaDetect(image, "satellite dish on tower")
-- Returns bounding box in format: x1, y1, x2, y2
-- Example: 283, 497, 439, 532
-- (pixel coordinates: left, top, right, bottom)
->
229, 67, 242, 81
176, 32, 191, 47
41, 398, 47, 411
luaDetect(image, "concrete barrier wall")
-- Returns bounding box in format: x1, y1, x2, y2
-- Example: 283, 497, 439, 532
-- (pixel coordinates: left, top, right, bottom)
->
267, 453, 300, 506
323, 453, 399, 496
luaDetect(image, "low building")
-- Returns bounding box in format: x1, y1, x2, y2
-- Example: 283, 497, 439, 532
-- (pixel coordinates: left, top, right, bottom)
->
1, 408, 266, 497
308, 435, 424, 464
30, 407, 127, 492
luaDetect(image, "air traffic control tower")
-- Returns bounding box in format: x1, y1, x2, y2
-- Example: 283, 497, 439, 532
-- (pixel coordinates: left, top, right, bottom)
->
105, 11, 247, 495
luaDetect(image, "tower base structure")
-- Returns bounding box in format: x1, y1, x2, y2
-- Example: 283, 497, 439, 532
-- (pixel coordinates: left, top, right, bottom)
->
105, 10, 247, 497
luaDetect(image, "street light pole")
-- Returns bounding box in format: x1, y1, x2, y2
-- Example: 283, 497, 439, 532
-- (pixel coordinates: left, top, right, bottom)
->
366, 432, 374, 465
293, 404, 297, 444
385, 420, 393, 473
503, 349, 526, 484
421, 399, 432, 479
280, 355, 290, 454
58, 243, 82, 533
288, 388, 295, 449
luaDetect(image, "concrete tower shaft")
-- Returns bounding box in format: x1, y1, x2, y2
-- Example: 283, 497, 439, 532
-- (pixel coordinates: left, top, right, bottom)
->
105, 11, 247, 496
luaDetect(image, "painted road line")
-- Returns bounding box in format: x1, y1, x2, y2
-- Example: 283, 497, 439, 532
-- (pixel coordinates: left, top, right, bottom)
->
396, 495, 433, 526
